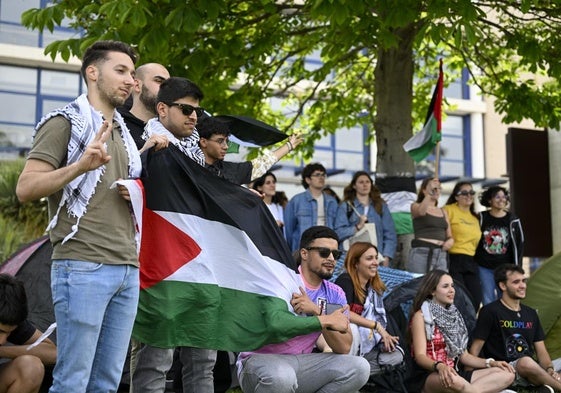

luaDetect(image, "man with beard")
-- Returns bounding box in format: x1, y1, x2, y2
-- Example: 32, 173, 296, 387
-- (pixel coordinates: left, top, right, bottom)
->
16, 41, 142, 393
118, 63, 170, 149
470, 264, 561, 393
236, 226, 370, 393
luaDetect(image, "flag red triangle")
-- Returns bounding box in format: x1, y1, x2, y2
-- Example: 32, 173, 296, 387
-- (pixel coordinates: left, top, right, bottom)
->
139, 208, 201, 289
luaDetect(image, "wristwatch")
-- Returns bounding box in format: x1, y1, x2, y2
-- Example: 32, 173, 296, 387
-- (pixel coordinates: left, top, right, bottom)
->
485, 358, 494, 368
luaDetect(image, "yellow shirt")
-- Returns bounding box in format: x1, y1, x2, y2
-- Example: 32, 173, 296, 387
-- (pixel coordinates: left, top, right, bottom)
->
443, 203, 481, 256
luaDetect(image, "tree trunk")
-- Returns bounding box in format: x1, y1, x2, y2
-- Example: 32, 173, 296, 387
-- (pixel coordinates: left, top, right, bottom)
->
373, 24, 417, 181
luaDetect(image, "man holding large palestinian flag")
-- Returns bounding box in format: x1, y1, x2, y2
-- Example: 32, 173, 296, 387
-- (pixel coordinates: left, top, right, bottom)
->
122, 143, 369, 391
403, 59, 444, 163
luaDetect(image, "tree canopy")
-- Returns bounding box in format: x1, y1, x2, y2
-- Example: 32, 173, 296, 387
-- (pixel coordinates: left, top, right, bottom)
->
22, 0, 561, 179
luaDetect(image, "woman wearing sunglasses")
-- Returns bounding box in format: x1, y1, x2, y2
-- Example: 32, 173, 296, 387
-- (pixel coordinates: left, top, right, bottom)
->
443, 181, 482, 312
474, 186, 524, 305
334, 242, 403, 374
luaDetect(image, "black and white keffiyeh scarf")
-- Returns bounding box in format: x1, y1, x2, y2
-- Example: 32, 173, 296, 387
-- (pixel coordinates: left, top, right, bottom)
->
34, 94, 141, 243
422, 300, 468, 359
142, 118, 205, 166
358, 286, 387, 355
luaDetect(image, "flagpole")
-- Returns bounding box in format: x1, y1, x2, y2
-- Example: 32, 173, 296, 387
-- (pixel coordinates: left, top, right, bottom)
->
434, 141, 440, 178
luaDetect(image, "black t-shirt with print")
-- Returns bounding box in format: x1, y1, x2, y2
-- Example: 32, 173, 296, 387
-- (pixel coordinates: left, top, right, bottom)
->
472, 300, 545, 362
475, 212, 513, 269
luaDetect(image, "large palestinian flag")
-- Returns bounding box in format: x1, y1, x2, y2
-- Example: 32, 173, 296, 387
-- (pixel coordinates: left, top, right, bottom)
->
403, 59, 444, 162
126, 145, 320, 351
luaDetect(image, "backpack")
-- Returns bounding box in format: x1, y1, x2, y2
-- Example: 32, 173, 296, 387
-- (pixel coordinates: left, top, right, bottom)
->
360, 310, 410, 393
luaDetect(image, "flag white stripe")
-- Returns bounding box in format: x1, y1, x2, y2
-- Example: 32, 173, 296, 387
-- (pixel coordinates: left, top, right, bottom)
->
156, 210, 303, 303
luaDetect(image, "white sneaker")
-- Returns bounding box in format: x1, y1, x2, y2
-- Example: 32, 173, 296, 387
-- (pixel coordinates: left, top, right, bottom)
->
537, 385, 554, 393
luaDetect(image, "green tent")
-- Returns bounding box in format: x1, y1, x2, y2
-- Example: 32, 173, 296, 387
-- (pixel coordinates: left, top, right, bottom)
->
524, 252, 561, 359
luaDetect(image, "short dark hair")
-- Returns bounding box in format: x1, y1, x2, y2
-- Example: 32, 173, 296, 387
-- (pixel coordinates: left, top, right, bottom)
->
81, 40, 138, 81
157, 77, 204, 105
301, 163, 326, 189
494, 264, 525, 287
479, 186, 509, 208
299, 226, 339, 249
197, 116, 229, 140
0, 274, 28, 326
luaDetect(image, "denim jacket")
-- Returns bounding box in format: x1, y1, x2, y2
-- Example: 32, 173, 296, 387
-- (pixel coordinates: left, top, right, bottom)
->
334, 198, 397, 259
284, 190, 338, 251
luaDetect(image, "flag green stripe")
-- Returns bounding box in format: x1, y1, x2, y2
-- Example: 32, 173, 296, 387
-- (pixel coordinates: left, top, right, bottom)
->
407, 117, 441, 162
133, 280, 322, 351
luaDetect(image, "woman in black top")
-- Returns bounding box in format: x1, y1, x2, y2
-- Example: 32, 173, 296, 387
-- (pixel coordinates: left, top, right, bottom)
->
475, 186, 524, 305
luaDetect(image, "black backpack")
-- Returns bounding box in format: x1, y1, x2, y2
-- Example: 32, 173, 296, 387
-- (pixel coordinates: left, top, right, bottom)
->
360, 309, 410, 393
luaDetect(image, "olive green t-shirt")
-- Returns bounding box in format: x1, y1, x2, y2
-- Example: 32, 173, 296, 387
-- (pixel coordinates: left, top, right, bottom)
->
28, 115, 138, 266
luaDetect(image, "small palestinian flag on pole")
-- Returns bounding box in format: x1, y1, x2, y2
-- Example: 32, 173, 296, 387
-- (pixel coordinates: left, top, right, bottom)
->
403, 59, 444, 164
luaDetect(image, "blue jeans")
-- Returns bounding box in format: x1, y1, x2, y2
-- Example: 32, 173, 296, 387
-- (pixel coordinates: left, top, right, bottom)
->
49, 260, 139, 393
239, 353, 370, 393
479, 265, 499, 306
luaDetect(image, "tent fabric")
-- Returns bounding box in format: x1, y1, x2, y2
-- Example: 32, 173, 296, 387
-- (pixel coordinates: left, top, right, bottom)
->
524, 252, 561, 359
0, 236, 55, 339
383, 274, 478, 338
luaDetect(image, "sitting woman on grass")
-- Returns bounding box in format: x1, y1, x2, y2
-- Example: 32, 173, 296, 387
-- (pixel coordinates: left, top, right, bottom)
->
409, 269, 515, 393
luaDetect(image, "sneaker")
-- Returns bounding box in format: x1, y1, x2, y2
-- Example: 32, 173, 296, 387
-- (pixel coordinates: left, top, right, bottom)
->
536, 385, 554, 393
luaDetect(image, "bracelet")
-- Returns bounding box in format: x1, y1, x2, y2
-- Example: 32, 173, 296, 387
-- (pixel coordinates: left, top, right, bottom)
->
286, 140, 293, 152
368, 322, 378, 340
433, 361, 442, 372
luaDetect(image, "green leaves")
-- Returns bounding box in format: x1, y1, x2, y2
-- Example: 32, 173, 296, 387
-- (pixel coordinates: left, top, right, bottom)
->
18, 0, 561, 175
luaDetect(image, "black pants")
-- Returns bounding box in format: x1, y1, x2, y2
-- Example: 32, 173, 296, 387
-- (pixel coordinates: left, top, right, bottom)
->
448, 253, 482, 312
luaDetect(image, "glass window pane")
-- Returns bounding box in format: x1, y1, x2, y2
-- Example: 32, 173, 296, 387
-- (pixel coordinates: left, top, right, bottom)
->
444, 81, 462, 99
1, 0, 40, 23
442, 115, 463, 136
0, 123, 34, 148
315, 133, 331, 148
335, 151, 363, 169
0, 23, 39, 45
310, 149, 333, 168
41, 98, 72, 116
40, 70, 80, 96
0, 65, 37, 93
41, 28, 80, 47
440, 161, 464, 177
0, 92, 35, 123
335, 126, 363, 151
440, 135, 464, 161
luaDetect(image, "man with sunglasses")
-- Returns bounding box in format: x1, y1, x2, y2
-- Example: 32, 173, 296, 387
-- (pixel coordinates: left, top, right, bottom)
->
470, 264, 561, 393
197, 116, 302, 185
141, 76, 207, 167
237, 225, 370, 392
131, 76, 207, 393
284, 163, 339, 252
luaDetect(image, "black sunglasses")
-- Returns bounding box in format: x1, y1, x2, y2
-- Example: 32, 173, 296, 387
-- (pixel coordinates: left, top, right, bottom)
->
457, 190, 476, 196
305, 247, 342, 260
167, 102, 205, 117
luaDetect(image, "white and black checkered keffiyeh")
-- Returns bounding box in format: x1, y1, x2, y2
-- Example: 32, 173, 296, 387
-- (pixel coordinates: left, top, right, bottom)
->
34, 94, 142, 243
358, 286, 387, 355
142, 118, 205, 166
422, 300, 468, 359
